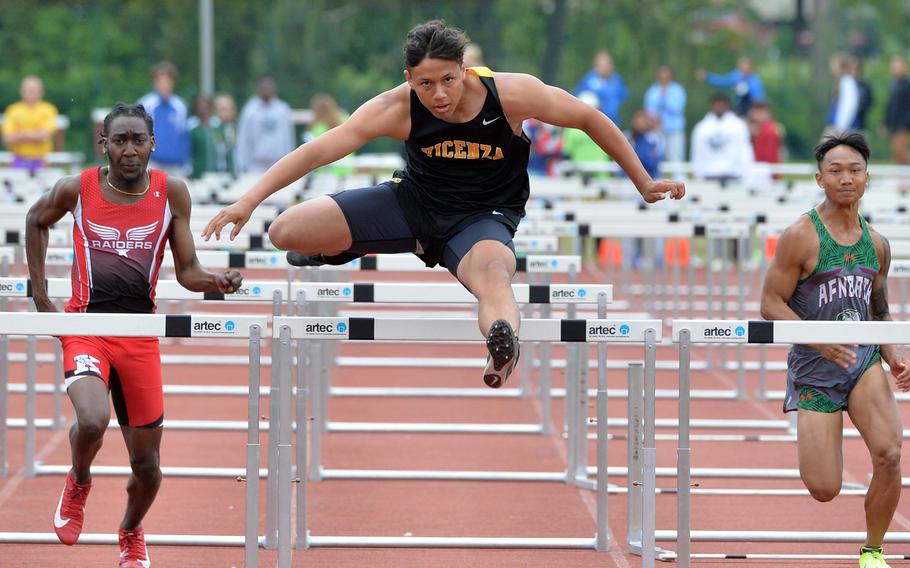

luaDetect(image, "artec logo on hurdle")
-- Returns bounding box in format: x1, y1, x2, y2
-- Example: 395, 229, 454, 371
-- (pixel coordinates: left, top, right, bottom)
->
0, 281, 27, 295
192, 318, 240, 336
701, 324, 747, 340
316, 286, 351, 298
588, 323, 631, 337
304, 319, 349, 336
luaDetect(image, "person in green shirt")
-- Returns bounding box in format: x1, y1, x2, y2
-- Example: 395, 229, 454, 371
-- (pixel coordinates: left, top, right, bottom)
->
562, 91, 612, 178
189, 95, 217, 179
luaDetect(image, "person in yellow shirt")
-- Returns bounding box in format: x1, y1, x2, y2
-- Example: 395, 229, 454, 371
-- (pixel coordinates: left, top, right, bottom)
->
2, 76, 58, 171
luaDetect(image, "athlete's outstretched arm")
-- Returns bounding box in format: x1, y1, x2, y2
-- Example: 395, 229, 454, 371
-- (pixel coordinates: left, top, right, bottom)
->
870, 233, 910, 390
24, 177, 79, 312
761, 220, 857, 369
202, 86, 411, 241
497, 73, 685, 203
168, 179, 242, 293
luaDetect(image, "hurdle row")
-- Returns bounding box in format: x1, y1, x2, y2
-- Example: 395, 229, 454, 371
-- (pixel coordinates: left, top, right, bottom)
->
0, 312, 658, 567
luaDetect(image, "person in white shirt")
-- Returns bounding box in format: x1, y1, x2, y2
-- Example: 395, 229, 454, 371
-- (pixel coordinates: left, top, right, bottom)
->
690, 93, 754, 182
826, 54, 860, 135
235, 75, 295, 174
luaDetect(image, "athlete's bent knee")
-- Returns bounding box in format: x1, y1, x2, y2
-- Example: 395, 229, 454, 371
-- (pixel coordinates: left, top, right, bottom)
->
268, 217, 294, 250
806, 484, 840, 502
75, 415, 108, 442
871, 445, 902, 474
130, 454, 161, 483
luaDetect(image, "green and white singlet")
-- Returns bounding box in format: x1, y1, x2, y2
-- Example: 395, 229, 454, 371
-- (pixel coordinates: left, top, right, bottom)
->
784, 209, 881, 412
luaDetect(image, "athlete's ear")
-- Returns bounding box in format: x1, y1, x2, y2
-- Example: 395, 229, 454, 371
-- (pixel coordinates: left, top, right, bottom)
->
403, 69, 411, 84
150, 135, 156, 152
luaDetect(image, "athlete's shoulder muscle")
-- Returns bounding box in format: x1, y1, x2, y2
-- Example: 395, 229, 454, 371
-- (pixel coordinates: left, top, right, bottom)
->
775, 215, 818, 272
346, 83, 411, 141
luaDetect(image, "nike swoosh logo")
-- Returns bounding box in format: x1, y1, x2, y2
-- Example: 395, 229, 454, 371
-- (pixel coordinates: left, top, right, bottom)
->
54, 491, 70, 529
482, 116, 501, 126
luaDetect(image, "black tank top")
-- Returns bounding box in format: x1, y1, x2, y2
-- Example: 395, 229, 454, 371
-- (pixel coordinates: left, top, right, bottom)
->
397, 67, 531, 242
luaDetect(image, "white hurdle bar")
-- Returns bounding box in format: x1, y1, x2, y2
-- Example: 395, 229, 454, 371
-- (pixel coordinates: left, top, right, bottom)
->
273, 315, 661, 552
668, 319, 910, 568
293, 281, 611, 440
0, 312, 277, 568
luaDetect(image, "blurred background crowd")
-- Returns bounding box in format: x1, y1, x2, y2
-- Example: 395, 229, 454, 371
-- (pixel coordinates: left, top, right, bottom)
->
1, 0, 909, 186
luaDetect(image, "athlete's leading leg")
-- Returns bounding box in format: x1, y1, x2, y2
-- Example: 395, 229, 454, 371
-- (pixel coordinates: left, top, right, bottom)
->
119, 425, 163, 530
55, 375, 109, 545
847, 363, 903, 549
796, 407, 844, 502
457, 239, 519, 335
67, 376, 111, 483
455, 234, 520, 388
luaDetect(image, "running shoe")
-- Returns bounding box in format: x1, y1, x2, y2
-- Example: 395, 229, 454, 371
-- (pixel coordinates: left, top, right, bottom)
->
54, 470, 91, 545
286, 251, 327, 267
118, 527, 150, 568
859, 549, 890, 567
483, 319, 520, 388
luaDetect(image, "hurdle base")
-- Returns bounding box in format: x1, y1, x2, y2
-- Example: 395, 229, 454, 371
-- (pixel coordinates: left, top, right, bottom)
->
307, 535, 597, 549
34, 464, 269, 478
0, 532, 264, 546
628, 540, 676, 562
320, 468, 567, 482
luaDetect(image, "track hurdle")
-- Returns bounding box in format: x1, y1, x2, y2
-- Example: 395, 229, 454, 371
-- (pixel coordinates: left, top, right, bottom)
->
290, 282, 612, 483
272, 315, 661, 553
668, 319, 910, 566
0, 312, 274, 567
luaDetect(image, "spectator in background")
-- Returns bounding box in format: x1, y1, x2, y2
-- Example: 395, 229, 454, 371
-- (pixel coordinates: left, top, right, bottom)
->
562, 92, 611, 176
690, 93, 754, 182
138, 62, 190, 175
235, 75, 295, 174
696, 57, 766, 117
212, 93, 237, 175
188, 95, 217, 179
825, 53, 860, 135
884, 55, 910, 165
748, 101, 782, 165
524, 119, 562, 177
849, 56, 874, 131
305, 94, 347, 141
305, 93, 353, 176
625, 110, 662, 179
2, 75, 58, 172
575, 51, 627, 126
463, 43, 484, 68
643, 65, 686, 163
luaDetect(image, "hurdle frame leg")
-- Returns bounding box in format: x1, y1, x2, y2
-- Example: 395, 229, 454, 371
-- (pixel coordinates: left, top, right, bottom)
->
277, 326, 294, 568
641, 329, 658, 567
294, 290, 311, 549
244, 325, 262, 568
626, 363, 644, 552
677, 329, 692, 567
24, 334, 37, 477
264, 289, 284, 548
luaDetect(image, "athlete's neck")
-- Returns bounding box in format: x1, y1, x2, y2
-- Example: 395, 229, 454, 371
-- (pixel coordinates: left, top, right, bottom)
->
817, 200, 862, 231
105, 167, 149, 195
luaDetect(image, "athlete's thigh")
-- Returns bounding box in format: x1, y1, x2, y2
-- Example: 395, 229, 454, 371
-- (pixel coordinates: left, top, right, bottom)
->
797, 408, 844, 488
109, 338, 164, 428
61, 337, 112, 421
847, 363, 902, 457
270, 195, 353, 253
331, 183, 417, 254
451, 219, 516, 284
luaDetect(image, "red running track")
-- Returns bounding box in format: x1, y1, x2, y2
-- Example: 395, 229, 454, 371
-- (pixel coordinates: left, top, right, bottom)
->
0, 264, 908, 567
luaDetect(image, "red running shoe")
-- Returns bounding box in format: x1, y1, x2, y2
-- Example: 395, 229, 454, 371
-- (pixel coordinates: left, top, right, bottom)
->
119, 527, 151, 567
53, 470, 91, 545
